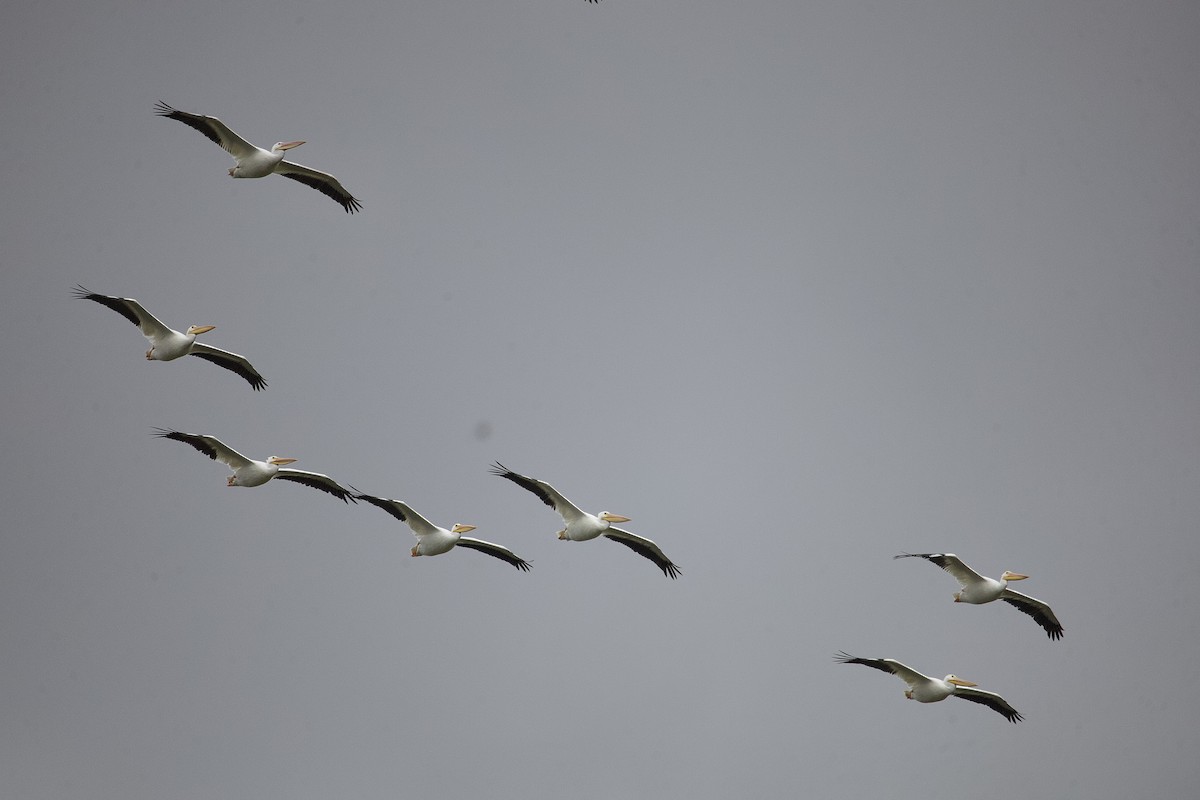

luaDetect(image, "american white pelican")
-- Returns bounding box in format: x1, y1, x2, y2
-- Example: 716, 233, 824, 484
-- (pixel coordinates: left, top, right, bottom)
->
355, 493, 531, 571
834, 652, 1023, 723
895, 552, 1064, 640
74, 286, 267, 391
489, 462, 680, 578
155, 102, 362, 213
153, 428, 355, 502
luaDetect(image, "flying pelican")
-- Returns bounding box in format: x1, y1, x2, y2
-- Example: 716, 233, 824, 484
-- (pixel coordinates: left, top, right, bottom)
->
834, 652, 1023, 723
489, 462, 679, 578
73, 285, 266, 390
355, 493, 531, 571
152, 428, 355, 502
895, 552, 1064, 640
155, 101, 362, 213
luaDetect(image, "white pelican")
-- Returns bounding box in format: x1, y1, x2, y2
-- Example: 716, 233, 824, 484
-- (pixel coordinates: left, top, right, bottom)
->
155, 101, 362, 213
153, 428, 355, 503
489, 462, 680, 578
834, 652, 1023, 723
895, 552, 1064, 640
355, 492, 531, 571
74, 285, 266, 391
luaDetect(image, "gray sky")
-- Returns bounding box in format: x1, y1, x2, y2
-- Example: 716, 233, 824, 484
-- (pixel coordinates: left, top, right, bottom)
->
3, 1, 1199, 797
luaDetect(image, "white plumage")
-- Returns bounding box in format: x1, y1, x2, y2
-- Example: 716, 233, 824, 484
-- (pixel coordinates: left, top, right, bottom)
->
74, 285, 266, 390
835, 652, 1023, 723
490, 462, 680, 578
355, 493, 531, 571
895, 552, 1064, 639
155, 102, 361, 213
153, 429, 355, 503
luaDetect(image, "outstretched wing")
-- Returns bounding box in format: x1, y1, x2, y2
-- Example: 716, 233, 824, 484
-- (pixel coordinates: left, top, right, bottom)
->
274, 469, 356, 503
152, 428, 253, 470
833, 652, 930, 690
603, 527, 680, 579
952, 685, 1024, 723
274, 160, 362, 213
74, 285, 173, 341
456, 537, 532, 572
489, 462, 587, 523
188, 342, 267, 391
1000, 588, 1065, 640
155, 101, 259, 159
894, 552, 987, 589
353, 493, 439, 536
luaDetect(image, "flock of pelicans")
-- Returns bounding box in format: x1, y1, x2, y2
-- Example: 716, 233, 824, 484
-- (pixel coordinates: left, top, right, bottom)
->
79, 98, 1064, 727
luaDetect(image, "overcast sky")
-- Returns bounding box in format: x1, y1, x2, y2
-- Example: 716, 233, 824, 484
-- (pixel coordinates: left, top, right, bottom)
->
3, 1, 1199, 798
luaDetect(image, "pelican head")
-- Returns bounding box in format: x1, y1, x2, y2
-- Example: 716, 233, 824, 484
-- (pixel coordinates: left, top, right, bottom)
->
946, 675, 978, 688
451, 524, 477, 534
186, 325, 216, 336
1001, 571, 1029, 582
273, 140, 305, 152
599, 512, 631, 524
267, 456, 298, 466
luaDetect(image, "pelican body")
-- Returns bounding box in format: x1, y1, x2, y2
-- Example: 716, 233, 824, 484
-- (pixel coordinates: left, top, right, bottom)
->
153, 429, 355, 502
834, 652, 1023, 723
73, 285, 266, 390
895, 552, 1064, 640
355, 493, 531, 571
489, 462, 680, 578
155, 102, 362, 213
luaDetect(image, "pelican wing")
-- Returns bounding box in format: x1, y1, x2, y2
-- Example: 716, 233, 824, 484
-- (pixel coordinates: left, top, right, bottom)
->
274, 161, 362, 214
456, 537, 532, 572
603, 527, 681, 579
155, 101, 258, 159
894, 552, 987, 589
489, 462, 586, 522
274, 469, 355, 503
952, 685, 1024, 723
187, 342, 267, 391
73, 285, 173, 340
1001, 588, 1064, 640
152, 428, 253, 470
833, 652, 930, 690
353, 493, 439, 535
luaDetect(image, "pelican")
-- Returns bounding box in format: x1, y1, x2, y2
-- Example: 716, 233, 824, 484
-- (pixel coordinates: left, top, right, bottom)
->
155, 101, 362, 213
834, 652, 1023, 723
354, 493, 531, 571
489, 462, 679, 578
152, 428, 355, 502
895, 552, 1064, 640
74, 285, 266, 390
